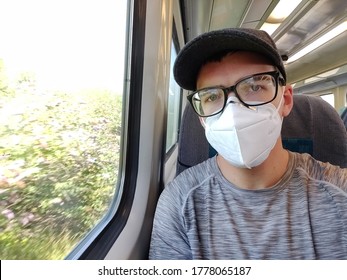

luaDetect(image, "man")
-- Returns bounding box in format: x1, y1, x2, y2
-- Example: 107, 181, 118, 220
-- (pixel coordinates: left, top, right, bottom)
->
149, 28, 347, 259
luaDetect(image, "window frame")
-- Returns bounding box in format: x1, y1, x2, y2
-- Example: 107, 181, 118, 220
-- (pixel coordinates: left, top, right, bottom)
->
165, 20, 182, 157
66, 0, 146, 260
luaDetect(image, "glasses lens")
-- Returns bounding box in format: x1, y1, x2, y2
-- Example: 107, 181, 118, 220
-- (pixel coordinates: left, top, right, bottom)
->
192, 88, 225, 116
236, 74, 276, 105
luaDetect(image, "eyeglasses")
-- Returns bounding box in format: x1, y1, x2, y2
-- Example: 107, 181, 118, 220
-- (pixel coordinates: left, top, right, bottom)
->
187, 71, 285, 117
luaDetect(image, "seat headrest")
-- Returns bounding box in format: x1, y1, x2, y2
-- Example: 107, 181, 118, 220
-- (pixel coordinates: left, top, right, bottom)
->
282, 95, 347, 168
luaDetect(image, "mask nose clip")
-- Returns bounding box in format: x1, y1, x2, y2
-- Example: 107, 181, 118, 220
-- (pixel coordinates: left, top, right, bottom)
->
226, 96, 257, 111
226, 96, 239, 104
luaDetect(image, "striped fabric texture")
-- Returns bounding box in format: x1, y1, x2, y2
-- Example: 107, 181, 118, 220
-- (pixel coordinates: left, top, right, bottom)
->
150, 152, 347, 259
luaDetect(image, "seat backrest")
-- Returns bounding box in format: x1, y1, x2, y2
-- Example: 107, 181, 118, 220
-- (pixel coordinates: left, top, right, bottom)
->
176, 94, 347, 175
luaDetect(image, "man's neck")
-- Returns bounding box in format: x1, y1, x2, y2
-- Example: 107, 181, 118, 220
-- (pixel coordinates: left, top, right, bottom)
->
216, 140, 290, 190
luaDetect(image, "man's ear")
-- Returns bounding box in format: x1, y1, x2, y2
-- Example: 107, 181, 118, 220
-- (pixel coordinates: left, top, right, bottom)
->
281, 85, 293, 117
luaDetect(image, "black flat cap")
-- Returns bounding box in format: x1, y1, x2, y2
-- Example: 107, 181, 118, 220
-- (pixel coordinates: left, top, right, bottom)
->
174, 28, 286, 90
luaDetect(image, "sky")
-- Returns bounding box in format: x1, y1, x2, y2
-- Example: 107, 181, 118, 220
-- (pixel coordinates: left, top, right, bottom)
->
0, 0, 127, 93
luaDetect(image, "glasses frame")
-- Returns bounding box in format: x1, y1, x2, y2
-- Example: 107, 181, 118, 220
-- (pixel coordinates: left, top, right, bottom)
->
187, 70, 285, 117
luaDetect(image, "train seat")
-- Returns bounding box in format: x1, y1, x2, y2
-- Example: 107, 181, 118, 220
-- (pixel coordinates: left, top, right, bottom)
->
176, 94, 347, 176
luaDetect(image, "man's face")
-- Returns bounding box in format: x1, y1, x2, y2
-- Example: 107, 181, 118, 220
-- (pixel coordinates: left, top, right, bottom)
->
196, 51, 286, 112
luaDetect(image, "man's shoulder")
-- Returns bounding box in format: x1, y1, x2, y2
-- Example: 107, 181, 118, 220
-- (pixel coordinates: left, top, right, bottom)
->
164, 157, 219, 196
292, 152, 347, 191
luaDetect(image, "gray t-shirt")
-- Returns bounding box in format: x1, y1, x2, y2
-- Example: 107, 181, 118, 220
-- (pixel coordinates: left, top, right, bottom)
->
149, 152, 347, 259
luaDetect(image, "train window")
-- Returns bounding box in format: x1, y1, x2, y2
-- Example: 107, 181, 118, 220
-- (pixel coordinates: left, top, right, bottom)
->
165, 29, 182, 153
0, 0, 127, 259
320, 93, 335, 107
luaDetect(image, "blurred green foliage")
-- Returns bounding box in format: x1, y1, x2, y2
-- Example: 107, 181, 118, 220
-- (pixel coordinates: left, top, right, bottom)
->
0, 60, 122, 259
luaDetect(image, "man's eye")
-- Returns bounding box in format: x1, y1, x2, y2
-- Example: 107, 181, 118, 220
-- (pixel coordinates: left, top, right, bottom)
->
250, 84, 261, 91
207, 94, 219, 102
201, 92, 221, 103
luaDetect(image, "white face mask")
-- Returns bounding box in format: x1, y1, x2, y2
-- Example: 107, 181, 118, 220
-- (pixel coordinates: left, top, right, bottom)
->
203, 95, 283, 169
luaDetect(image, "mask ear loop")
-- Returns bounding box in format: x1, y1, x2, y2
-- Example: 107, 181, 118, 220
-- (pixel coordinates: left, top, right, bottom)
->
275, 92, 285, 114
